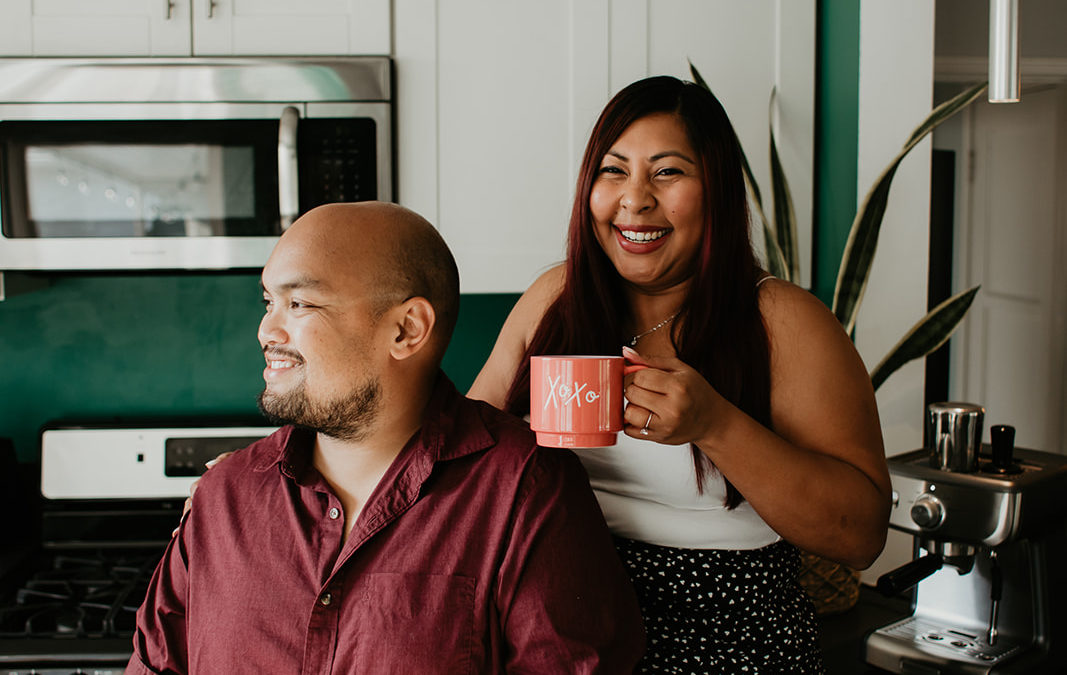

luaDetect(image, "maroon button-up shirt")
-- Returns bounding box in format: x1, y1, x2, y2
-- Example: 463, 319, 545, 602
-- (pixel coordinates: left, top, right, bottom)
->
126, 375, 644, 674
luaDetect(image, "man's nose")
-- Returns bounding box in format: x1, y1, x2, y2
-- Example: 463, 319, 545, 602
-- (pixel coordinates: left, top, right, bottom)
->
258, 310, 287, 347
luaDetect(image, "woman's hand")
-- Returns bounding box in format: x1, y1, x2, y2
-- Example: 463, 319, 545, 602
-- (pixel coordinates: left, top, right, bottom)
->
172, 451, 234, 536
622, 345, 726, 445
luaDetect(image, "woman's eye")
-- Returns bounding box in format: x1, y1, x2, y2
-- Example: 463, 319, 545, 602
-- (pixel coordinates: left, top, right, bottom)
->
598, 165, 625, 175
656, 167, 683, 177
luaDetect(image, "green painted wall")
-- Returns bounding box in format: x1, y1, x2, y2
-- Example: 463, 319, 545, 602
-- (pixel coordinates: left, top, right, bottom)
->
0, 273, 517, 462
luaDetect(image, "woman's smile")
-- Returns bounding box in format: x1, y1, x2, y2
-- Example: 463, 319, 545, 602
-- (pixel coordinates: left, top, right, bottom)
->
614, 225, 672, 253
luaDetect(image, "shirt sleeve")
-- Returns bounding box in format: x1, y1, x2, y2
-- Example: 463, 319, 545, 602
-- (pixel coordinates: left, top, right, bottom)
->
125, 514, 192, 675
496, 447, 646, 673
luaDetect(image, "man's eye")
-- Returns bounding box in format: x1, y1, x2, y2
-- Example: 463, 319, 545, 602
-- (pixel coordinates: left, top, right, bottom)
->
261, 298, 273, 310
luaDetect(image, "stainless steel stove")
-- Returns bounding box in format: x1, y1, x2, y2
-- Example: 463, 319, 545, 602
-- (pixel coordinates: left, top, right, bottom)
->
0, 421, 274, 674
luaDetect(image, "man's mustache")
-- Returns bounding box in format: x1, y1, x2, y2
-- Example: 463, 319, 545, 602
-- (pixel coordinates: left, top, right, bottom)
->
263, 346, 305, 364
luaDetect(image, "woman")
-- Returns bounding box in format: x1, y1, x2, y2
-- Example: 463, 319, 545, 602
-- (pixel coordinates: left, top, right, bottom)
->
469, 76, 891, 672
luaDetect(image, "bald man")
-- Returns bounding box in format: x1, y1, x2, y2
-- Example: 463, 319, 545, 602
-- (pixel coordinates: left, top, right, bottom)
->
126, 203, 644, 674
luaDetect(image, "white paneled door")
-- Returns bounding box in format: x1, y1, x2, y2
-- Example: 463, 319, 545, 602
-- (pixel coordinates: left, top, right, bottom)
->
952, 85, 1067, 455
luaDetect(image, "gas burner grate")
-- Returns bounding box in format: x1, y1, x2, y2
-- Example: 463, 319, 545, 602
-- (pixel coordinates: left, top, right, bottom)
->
0, 551, 159, 640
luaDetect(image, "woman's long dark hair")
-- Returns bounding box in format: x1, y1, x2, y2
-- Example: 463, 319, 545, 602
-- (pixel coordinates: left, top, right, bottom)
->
503, 76, 771, 508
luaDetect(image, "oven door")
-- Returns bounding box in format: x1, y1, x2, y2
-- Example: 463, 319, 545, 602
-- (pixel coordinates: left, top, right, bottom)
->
0, 101, 390, 271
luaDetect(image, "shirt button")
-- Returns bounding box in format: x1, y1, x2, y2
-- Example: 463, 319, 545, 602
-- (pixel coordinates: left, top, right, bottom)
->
319, 593, 332, 606
328, 507, 340, 520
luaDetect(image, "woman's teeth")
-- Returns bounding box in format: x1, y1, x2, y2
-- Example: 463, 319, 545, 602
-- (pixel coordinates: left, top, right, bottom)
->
620, 228, 668, 243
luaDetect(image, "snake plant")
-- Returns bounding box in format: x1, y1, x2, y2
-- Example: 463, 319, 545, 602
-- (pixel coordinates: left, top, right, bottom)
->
690, 62, 985, 392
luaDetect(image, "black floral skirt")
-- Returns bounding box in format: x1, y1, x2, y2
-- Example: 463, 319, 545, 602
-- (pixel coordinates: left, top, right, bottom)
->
614, 537, 824, 674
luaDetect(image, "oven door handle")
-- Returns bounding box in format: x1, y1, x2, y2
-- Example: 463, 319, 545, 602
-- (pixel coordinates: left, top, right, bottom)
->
278, 106, 300, 231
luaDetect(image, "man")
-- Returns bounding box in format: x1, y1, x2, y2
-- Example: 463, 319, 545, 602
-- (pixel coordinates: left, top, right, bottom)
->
126, 202, 645, 673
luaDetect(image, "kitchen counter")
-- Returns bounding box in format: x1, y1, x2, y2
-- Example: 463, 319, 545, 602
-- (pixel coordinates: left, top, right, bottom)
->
819, 584, 911, 674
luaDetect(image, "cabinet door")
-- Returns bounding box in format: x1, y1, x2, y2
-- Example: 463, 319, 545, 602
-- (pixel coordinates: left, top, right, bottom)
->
0, 0, 191, 56
192, 0, 389, 55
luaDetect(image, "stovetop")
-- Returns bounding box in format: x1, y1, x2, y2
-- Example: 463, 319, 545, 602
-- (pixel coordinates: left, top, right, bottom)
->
0, 420, 275, 673
0, 548, 161, 670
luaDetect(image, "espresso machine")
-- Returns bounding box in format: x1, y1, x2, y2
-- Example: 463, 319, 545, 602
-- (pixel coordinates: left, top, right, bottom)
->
866, 402, 1067, 674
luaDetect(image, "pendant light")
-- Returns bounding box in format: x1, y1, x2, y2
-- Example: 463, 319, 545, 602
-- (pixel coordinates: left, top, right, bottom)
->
988, 0, 1020, 103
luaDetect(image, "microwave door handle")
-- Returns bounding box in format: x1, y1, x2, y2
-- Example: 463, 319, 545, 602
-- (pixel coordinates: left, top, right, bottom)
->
278, 106, 300, 231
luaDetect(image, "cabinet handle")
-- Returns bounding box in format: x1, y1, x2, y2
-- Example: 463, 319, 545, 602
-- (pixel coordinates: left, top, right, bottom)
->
165, 0, 176, 19
207, 0, 218, 18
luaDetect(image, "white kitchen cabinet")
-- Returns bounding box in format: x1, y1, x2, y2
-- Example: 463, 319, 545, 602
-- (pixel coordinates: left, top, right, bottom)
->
0, 0, 390, 57
0, 0, 191, 56
395, 0, 815, 294
193, 0, 390, 56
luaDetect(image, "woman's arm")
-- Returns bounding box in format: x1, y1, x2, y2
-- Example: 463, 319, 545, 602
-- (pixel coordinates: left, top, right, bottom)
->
468, 266, 564, 408
623, 279, 891, 569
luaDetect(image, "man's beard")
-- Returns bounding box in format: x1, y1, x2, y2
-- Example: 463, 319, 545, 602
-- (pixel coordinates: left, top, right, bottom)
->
257, 377, 382, 442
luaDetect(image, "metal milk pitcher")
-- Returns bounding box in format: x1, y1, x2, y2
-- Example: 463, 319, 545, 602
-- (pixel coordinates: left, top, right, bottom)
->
926, 402, 985, 473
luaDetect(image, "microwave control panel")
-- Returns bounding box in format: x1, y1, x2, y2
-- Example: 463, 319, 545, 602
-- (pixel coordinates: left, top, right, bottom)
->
299, 118, 379, 206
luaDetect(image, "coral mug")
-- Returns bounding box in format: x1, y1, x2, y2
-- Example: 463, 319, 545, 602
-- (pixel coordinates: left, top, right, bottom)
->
530, 355, 625, 448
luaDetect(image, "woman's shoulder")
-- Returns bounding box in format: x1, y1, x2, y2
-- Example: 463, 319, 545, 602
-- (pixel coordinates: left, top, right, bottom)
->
756, 278, 854, 354
755, 277, 870, 386
524, 264, 566, 308
466, 265, 564, 406
757, 277, 837, 328
511, 264, 566, 340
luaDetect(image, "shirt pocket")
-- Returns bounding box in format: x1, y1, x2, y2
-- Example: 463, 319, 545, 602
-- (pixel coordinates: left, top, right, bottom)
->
338, 572, 477, 675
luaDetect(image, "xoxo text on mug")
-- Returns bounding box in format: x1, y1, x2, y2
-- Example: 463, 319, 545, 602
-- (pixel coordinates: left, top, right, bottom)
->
530, 356, 624, 448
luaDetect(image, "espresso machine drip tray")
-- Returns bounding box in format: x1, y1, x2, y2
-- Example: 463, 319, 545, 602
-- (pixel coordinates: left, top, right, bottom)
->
871, 616, 1024, 668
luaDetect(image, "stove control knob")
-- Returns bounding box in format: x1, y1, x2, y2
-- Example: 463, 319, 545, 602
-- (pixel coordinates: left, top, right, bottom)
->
911, 494, 945, 529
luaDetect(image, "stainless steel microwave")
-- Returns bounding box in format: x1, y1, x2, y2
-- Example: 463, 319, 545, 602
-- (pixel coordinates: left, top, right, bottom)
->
0, 57, 392, 271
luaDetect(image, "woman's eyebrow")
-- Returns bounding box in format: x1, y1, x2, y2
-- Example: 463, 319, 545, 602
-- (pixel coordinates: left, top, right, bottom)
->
605, 149, 696, 164
649, 150, 697, 164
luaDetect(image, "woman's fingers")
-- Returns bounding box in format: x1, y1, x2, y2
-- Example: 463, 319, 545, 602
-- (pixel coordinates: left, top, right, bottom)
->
204, 450, 234, 469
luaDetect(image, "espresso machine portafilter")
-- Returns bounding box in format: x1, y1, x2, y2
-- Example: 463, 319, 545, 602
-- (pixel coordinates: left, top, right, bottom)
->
865, 402, 1067, 674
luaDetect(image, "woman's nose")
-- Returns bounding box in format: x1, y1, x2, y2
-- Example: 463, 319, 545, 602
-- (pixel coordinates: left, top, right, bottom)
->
620, 179, 654, 213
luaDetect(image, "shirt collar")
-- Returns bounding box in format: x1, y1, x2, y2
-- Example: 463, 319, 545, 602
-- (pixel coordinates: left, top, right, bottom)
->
253, 372, 498, 476
415, 372, 497, 462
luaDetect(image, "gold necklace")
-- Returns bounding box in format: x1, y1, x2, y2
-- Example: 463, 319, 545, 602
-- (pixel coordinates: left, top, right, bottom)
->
628, 311, 679, 347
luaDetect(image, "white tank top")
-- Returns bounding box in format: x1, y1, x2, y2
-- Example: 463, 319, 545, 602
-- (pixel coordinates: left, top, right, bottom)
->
572, 432, 781, 550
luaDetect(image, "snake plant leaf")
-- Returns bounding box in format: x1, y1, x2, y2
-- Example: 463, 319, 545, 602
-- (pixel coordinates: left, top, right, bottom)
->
869, 285, 980, 391
754, 173, 789, 279
690, 60, 789, 280
832, 82, 988, 335
769, 88, 799, 281
904, 82, 987, 153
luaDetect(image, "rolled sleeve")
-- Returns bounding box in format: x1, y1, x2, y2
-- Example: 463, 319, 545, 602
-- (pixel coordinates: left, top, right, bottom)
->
497, 447, 645, 673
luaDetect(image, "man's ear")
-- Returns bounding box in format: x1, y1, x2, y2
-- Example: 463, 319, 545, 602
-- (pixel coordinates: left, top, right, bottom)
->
387, 297, 436, 361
